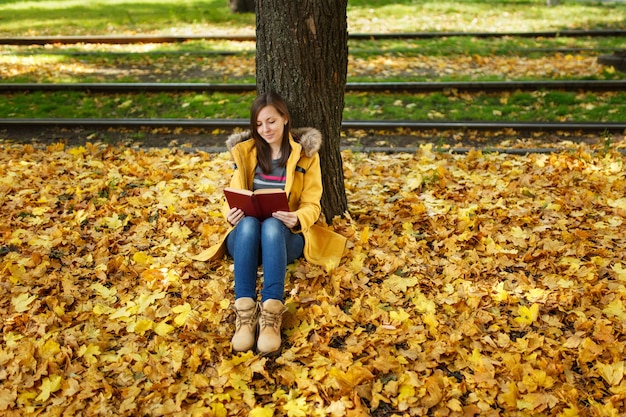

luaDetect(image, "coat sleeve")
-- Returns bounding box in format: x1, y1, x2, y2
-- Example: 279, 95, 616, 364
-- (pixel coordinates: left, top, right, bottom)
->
221, 145, 248, 218
293, 153, 322, 233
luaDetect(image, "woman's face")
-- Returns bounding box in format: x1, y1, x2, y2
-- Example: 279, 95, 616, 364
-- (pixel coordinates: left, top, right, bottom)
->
256, 105, 287, 147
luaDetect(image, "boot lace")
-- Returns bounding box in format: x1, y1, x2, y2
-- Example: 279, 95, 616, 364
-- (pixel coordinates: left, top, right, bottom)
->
235, 305, 258, 328
260, 310, 283, 330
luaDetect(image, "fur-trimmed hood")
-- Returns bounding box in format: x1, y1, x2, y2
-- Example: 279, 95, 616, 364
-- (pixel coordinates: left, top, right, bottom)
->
225, 127, 322, 158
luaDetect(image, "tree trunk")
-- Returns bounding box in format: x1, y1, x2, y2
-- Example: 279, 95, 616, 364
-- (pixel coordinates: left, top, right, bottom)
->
598, 53, 626, 72
255, 0, 349, 222
229, 0, 255, 13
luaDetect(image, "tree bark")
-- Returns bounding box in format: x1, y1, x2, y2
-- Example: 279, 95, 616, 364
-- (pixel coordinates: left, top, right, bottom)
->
255, 0, 349, 222
598, 53, 626, 72
229, 0, 255, 13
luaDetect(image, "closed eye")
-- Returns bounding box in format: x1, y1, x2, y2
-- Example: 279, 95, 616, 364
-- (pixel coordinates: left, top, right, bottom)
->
257, 119, 276, 127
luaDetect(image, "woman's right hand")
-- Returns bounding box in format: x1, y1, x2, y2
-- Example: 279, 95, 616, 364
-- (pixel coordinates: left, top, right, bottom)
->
227, 207, 245, 226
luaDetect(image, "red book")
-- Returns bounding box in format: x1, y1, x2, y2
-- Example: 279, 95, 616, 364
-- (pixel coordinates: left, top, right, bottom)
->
224, 187, 289, 220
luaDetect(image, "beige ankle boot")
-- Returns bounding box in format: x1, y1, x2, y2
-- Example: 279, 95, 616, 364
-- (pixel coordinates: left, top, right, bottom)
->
232, 297, 259, 353
257, 299, 287, 356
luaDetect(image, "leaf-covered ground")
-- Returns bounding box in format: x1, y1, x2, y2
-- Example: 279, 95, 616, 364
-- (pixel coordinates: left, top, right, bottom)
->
0, 51, 612, 83
1, 141, 626, 416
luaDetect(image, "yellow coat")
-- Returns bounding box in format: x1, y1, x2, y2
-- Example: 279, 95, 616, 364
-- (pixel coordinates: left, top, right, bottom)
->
194, 128, 346, 269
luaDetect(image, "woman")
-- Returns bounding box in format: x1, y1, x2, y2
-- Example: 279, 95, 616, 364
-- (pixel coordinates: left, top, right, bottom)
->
204, 91, 346, 356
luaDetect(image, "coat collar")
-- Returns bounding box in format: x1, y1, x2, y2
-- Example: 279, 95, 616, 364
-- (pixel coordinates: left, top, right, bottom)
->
225, 127, 322, 158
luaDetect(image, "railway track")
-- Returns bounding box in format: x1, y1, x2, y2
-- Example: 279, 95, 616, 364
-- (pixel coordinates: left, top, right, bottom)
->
1, 118, 624, 134
2, 46, 622, 57
1, 30, 625, 45
2, 80, 625, 93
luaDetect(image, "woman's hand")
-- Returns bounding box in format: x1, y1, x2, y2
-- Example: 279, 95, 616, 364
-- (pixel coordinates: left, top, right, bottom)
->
227, 207, 245, 226
273, 211, 299, 229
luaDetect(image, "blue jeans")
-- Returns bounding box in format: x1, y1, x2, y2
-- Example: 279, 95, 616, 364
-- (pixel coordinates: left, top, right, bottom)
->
226, 216, 304, 302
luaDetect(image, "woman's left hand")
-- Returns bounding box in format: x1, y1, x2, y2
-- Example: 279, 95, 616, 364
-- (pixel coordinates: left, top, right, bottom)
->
273, 211, 299, 229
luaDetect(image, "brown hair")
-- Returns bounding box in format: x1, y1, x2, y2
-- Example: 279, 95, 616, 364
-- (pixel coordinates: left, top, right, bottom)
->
249, 91, 292, 174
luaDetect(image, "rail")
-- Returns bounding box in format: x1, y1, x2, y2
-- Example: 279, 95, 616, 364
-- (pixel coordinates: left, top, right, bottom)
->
1, 30, 625, 45
1, 118, 624, 133
2, 80, 625, 93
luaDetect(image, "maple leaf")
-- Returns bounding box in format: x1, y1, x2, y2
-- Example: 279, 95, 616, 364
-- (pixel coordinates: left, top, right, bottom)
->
603, 299, 626, 322
136, 291, 166, 313
35, 375, 62, 402
92, 303, 114, 315
250, 405, 275, 417
607, 197, 626, 211
39, 339, 61, 360
283, 395, 310, 417
383, 274, 418, 294
0, 388, 17, 411
329, 365, 374, 394
522, 369, 555, 392
492, 281, 509, 302
612, 263, 626, 282
6, 262, 26, 285
154, 319, 175, 336
517, 392, 559, 412
77, 343, 101, 365
558, 407, 582, 417
3, 332, 23, 348
421, 374, 444, 408
578, 338, 603, 363
110, 303, 136, 321
412, 291, 436, 314
514, 304, 540, 327
127, 318, 155, 335
172, 302, 193, 327
389, 308, 411, 325
498, 382, 519, 409
68, 146, 87, 156
402, 172, 423, 192
596, 361, 625, 386
11, 292, 37, 312
133, 251, 154, 266
396, 373, 418, 410
90, 283, 117, 302
98, 213, 126, 230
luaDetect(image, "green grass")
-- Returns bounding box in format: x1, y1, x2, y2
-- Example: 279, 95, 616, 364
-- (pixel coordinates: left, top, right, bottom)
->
0, 91, 256, 119
347, 0, 626, 33
350, 36, 626, 58
2, 90, 625, 123
0, 0, 254, 36
3, 35, 624, 59
1, 0, 625, 36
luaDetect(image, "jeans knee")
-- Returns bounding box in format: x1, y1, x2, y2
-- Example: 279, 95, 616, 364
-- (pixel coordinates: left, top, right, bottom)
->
238, 217, 261, 238
261, 217, 285, 240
